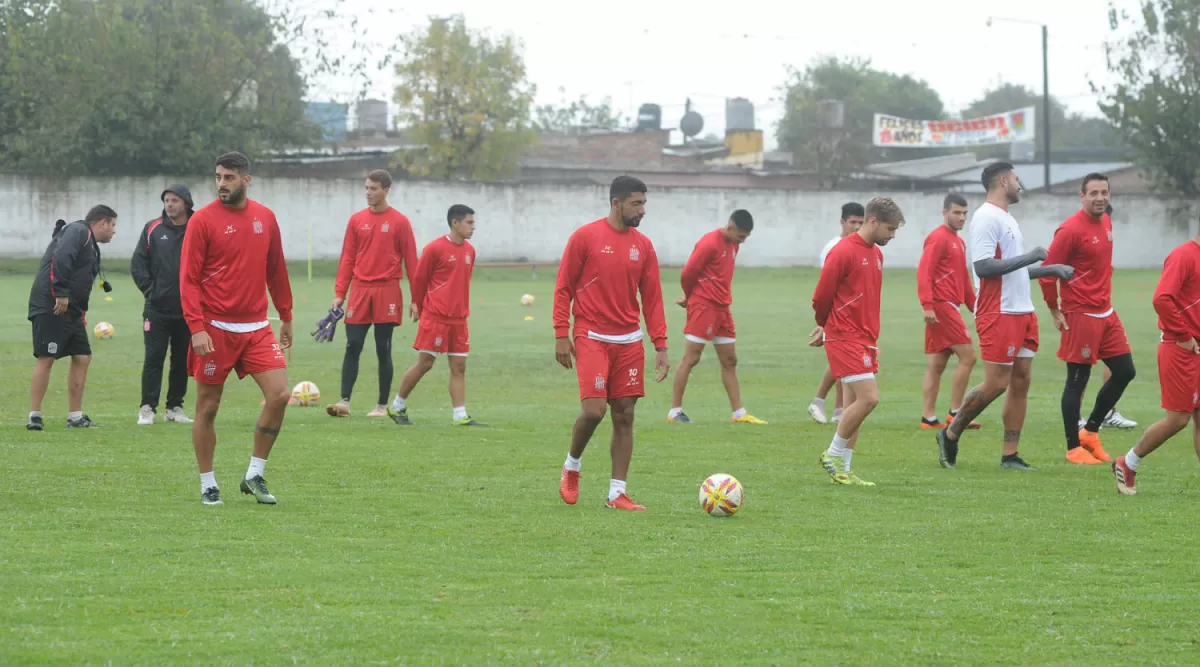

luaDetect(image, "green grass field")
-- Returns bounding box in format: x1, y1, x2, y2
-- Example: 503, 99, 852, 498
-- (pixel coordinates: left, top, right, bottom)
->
2, 263, 1197, 665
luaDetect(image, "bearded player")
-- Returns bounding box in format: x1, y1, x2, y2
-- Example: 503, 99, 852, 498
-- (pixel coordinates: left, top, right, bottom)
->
555, 176, 669, 511
808, 202, 864, 425
181, 151, 294, 506
811, 197, 905, 487
667, 209, 765, 425
1040, 173, 1135, 465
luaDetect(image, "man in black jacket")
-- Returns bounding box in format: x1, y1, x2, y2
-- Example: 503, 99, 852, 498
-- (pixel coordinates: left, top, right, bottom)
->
27, 205, 119, 430
131, 184, 194, 425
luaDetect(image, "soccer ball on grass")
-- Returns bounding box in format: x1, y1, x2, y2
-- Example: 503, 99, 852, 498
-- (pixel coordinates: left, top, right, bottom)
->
699, 473, 743, 516
291, 381, 321, 407
520, 293, 535, 306
93, 322, 115, 339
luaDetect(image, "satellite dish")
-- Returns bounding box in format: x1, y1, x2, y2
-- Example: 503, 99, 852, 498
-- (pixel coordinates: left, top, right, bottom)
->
680, 110, 704, 138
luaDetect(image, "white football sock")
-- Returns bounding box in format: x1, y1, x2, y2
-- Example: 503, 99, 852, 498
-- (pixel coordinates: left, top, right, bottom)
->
1125, 449, 1142, 470
200, 471, 218, 493
826, 434, 849, 458
453, 406, 468, 421
731, 408, 747, 420
668, 407, 683, 418
843, 449, 854, 472
811, 397, 825, 409
68, 411, 82, 421
608, 479, 627, 502
392, 395, 406, 411
245, 456, 266, 480
563, 455, 582, 472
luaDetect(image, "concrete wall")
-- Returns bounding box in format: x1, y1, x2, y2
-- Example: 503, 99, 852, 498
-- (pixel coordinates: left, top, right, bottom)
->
0, 174, 1191, 268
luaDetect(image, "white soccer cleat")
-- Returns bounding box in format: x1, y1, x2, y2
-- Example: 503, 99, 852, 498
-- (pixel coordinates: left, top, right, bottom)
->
1104, 410, 1137, 429
807, 402, 828, 424
137, 405, 155, 425
165, 407, 193, 424
832, 408, 843, 424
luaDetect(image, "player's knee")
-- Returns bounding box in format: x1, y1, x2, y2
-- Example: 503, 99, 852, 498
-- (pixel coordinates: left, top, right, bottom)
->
609, 405, 635, 429
345, 338, 364, 357
718, 352, 737, 369
580, 403, 607, 423
71, 354, 91, 368
449, 361, 466, 377
957, 347, 976, 366
1166, 411, 1192, 431
267, 386, 291, 408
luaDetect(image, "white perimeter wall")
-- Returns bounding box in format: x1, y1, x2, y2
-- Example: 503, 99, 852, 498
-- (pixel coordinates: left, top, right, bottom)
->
0, 174, 1191, 268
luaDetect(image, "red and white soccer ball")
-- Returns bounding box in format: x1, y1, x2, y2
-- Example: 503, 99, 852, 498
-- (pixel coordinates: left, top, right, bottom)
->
699, 473, 743, 517
291, 381, 320, 407
93, 321, 115, 339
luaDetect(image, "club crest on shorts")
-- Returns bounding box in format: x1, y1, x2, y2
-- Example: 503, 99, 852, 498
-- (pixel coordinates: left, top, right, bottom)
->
435, 336, 444, 347
706, 325, 713, 337
144, 319, 151, 332
47, 342, 58, 354
253, 219, 263, 234
1194, 391, 1198, 407
629, 247, 639, 261
1007, 345, 1017, 358
204, 360, 216, 377
862, 353, 871, 368
389, 303, 396, 315
594, 374, 606, 390
1081, 346, 1091, 359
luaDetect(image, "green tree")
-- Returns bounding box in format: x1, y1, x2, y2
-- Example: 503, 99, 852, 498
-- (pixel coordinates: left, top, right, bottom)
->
392, 15, 537, 181
534, 90, 625, 133
775, 56, 947, 188
964, 83, 1124, 158
0, 0, 382, 175
1093, 0, 1200, 195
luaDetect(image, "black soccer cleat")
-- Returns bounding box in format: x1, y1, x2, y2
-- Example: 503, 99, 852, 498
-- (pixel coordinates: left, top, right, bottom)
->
26, 415, 44, 431
67, 415, 99, 428
1000, 454, 1035, 471
936, 429, 957, 469
201, 487, 224, 506
388, 407, 415, 425
240, 476, 277, 504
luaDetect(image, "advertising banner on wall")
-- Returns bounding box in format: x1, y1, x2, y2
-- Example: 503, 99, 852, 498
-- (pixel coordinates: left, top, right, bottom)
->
872, 107, 1035, 148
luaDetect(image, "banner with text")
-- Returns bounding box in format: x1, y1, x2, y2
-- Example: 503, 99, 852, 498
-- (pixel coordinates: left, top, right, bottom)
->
873, 107, 1035, 148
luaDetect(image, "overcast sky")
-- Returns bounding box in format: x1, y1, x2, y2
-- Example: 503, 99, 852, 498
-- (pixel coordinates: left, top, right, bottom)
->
303, 0, 1139, 150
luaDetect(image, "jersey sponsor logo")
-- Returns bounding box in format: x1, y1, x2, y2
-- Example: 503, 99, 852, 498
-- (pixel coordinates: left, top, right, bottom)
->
381, 223, 390, 233
361, 223, 371, 231
160, 234, 169, 240
601, 245, 614, 254
204, 360, 217, 377
448, 254, 457, 262
225, 225, 236, 235
253, 219, 263, 234
594, 374, 606, 390
1092, 235, 1099, 244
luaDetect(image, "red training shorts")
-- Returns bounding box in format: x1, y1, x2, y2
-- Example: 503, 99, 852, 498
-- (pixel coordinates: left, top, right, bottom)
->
1057, 311, 1131, 364
976, 312, 1039, 364
925, 302, 972, 354
188, 324, 286, 385
413, 318, 469, 356
825, 340, 879, 381
574, 336, 645, 400
1158, 341, 1200, 412
346, 281, 403, 325
683, 302, 736, 344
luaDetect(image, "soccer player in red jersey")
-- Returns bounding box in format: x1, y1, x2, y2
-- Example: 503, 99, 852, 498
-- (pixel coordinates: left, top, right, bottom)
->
387, 205, 486, 426
667, 210, 765, 425
934, 162, 1074, 471
180, 152, 293, 506
326, 169, 418, 418
554, 176, 669, 511
808, 202, 864, 425
1040, 173, 1136, 465
917, 194, 980, 430
1111, 234, 1200, 495
810, 197, 905, 487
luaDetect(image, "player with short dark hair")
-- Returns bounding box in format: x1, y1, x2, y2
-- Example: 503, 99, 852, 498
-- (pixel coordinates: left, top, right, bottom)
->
935, 162, 1074, 471
181, 151, 294, 506
668, 209, 765, 424
1040, 172, 1136, 465
809, 202, 864, 425
132, 185, 194, 426
1112, 233, 1200, 495
326, 169, 418, 418
555, 176, 669, 511
918, 193, 980, 430
388, 204, 486, 426
26, 205, 118, 430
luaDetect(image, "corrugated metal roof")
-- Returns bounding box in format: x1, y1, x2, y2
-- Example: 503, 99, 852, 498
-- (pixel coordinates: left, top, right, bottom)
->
945, 161, 1135, 192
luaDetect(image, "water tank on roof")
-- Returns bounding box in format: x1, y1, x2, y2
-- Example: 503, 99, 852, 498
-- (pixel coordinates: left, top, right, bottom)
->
356, 99, 388, 134
725, 97, 755, 131
636, 103, 662, 131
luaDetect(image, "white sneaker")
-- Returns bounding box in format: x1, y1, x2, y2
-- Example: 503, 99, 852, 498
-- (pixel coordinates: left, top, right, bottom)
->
1104, 409, 1137, 429
832, 409, 843, 424
807, 402, 828, 424
137, 405, 155, 425
1078, 418, 1086, 430
165, 407, 193, 423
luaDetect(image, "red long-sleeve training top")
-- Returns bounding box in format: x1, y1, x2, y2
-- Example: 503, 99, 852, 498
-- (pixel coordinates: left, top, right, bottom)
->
334, 207, 418, 301
1154, 240, 1200, 343
812, 233, 883, 347
1039, 209, 1114, 314
553, 218, 668, 349
681, 228, 738, 308
180, 199, 293, 334
412, 235, 475, 324
917, 224, 976, 312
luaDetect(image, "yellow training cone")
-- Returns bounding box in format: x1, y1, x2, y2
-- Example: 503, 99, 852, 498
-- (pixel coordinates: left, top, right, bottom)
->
524, 316, 534, 321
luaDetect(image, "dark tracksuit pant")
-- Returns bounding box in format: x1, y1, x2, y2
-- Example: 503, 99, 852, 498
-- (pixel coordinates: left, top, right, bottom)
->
141, 317, 191, 410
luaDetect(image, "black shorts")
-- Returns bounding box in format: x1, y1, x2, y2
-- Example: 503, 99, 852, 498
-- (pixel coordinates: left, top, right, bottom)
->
31, 313, 91, 359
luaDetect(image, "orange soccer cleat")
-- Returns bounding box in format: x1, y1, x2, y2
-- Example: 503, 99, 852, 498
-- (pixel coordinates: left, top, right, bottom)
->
946, 412, 981, 430
1066, 446, 1102, 465
605, 493, 646, 511
559, 469, 580, 505
1078, 428, 1112, 462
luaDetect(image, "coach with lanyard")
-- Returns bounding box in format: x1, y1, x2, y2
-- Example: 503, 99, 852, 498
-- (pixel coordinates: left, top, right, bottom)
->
131, 184, 195, 425
26, 205, 119, 431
